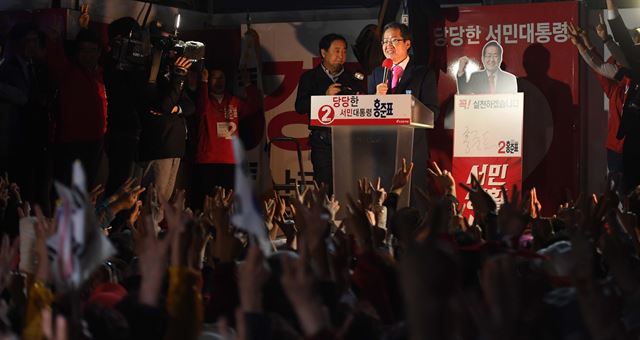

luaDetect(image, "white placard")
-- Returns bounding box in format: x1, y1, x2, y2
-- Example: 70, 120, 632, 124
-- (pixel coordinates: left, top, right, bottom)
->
453, 93, 524, 157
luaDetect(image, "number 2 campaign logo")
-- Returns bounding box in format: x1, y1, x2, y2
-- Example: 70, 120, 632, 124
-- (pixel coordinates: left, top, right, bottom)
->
318, 105, 335, 125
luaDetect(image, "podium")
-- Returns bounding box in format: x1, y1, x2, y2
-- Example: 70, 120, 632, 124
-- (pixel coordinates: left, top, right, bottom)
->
310, 94, 434, 217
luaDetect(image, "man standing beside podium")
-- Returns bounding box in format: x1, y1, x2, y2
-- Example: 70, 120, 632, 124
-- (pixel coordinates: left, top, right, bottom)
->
295, 33, 362, 192
368, 22, 439, 209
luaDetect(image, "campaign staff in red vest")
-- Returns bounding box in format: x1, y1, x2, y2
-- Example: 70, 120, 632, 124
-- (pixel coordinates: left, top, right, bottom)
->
192, 68, 261, 209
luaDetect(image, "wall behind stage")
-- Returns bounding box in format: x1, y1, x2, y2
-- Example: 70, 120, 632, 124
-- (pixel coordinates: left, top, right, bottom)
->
248, 20, 373, 195
428, 1, 579, 211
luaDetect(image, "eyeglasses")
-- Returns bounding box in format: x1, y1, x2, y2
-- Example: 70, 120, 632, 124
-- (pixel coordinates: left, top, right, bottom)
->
381, 38, 405, 46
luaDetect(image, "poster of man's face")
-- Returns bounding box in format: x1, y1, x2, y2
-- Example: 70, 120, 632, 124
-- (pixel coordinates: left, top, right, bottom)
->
456, 40, 518, 95
482, 42, 501, 73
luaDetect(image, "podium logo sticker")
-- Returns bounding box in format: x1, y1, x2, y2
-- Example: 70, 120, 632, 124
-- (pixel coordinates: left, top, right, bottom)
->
318, 105, 335, 124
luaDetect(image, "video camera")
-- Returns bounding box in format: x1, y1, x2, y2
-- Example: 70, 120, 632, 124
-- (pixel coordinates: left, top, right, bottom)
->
109, 15, 205, 73
149, 15, 205, 74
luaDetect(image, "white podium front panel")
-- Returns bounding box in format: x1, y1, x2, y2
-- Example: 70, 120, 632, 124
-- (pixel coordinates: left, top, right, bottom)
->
310, 94, 433, 128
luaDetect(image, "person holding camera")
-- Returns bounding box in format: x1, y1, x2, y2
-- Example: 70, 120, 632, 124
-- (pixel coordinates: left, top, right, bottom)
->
138, 52, 195, 202
295, 33, 363, 193
103, 17, 148, 196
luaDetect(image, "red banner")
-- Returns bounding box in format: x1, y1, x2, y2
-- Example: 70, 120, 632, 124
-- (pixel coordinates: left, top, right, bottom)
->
429, 1, 580, 213
454, 157, 523, 212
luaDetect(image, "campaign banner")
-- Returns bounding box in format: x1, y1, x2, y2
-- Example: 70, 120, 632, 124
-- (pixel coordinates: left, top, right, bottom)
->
310, 94, 413, 126
429, 1, 579, 212
452, 93, 524, 213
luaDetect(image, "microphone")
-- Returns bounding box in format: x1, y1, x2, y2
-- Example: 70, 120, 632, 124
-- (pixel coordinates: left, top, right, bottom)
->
382, 58, 394, 84
340, 72, 366, 95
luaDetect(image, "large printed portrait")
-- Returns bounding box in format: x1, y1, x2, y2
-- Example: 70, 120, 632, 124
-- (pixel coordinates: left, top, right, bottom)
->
455, 40, 518, 94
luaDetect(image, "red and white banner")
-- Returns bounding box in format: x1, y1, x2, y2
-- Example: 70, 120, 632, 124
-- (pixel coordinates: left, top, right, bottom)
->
429, 1, 579, 212
453, 93, 524, 214
310, 94, 414, 126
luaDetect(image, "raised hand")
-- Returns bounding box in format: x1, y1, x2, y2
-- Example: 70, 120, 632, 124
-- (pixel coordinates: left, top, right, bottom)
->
460, 174, 496, 219
201, 68, 209, 82
136, 211, 175, 306
78, 2, 90, 29
428, 162, 456, 197
325, 194, 341, 222
469, 255, 523, 340
112, 185, 145, 213
292, 187, 330, 254
128, 200, 142, 227
263, 197, 276, 226
34, 205, 55, 282
41, 308, 68, 340
0, 174, 9, 210
204, 187, 240, 263
162, 190, 190, 267
88, 184, 104, 206
528, 187, 542, 219
343, 194, 373, 252
567, 22, 583, 47
596, 13, 609, 40
238, 242, 271, 313
391, 158, 414, 195
357, 177, 374, 210
0, 234, 18, 292
280, 251, 329, 337
497, 185, 528, 240
174, 57, 192, 73
376, 83, 388, 95
457, 56, 469, 76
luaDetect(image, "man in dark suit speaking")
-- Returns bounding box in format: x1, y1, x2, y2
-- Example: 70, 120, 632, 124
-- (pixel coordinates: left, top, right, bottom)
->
368, 22, 439, 209
456, 40, 517, 94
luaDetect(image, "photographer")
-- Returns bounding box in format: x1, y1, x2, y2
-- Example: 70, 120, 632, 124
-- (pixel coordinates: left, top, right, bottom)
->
103, 17, 148, 196
138, 22, 195, 201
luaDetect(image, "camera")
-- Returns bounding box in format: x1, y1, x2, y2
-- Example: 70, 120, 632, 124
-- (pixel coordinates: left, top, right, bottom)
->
108, 17, 150, 71
149, 17, 205, 72
110, 32, 148, 71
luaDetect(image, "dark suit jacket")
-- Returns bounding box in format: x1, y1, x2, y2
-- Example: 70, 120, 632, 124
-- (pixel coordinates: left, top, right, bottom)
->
367, 58, 439, 118
295, 65, 363, 130
456, 69, 518, 95
367, 58, 439, 209
608, 14, 640, 73
0, 57, 51, 147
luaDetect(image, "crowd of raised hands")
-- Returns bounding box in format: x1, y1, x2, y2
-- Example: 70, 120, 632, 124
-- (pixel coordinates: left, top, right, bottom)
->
1, 159, 640, 340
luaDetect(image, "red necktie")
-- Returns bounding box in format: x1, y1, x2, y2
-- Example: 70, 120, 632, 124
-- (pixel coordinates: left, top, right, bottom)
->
488, 74, 496, 94
391, 65, 404, 93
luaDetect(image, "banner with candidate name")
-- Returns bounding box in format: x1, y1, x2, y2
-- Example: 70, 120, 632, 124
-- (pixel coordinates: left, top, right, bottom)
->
429, 1, 579, 212
453, 93, 524, 214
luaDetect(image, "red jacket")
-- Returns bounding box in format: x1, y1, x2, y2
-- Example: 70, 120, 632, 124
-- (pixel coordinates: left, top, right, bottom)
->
594, 63, 625, 154
47, 40, 107, 143
195, 83, 260, 164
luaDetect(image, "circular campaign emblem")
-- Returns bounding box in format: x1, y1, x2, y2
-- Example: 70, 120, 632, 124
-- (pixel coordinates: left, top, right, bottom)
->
318, 105, 335, 125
